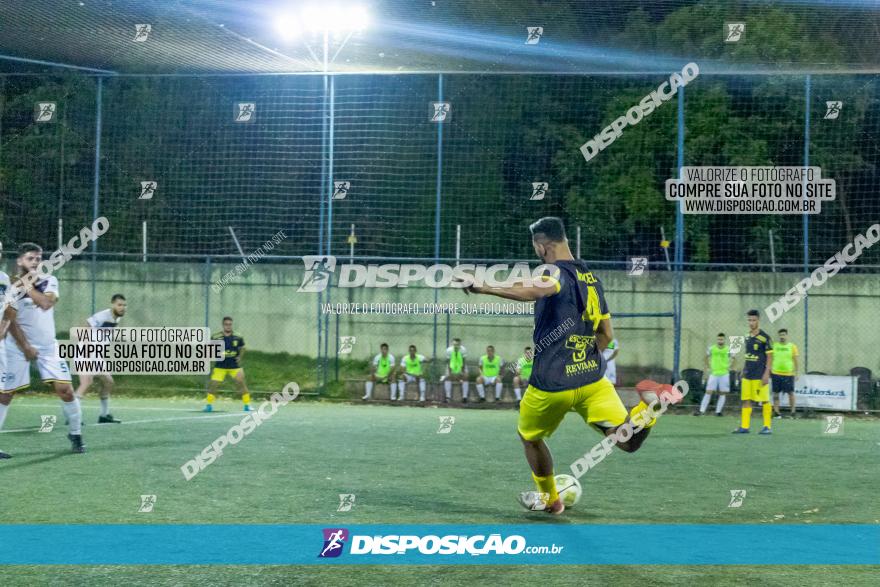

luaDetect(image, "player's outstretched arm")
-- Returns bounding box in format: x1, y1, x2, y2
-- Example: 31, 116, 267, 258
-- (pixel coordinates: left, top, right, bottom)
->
463, 282, 555, 302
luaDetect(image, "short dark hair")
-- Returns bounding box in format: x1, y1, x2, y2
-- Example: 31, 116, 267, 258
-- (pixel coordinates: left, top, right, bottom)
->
452, 337, 461, 343
529, 217, 567, 243
409, 344, 416, 350
380, 342, 389, 349
222, 316, 233, 322
17, 242, 42, 257
778, 328, 788, 334
111, 294, 126, 302
487, 345, 495, 350
746, 309, 760, 317
717, 332, 725, 338
525, 346, 532, 350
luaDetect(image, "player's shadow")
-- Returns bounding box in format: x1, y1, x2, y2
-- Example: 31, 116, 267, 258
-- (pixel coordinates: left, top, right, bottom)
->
0, 451, 78, 471
364, 492, 600, 524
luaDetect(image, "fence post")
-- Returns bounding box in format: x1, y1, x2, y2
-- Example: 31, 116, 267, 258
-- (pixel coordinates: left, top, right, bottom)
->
432, 73, 444, 374
672, 82, 685, 382
204, 256, 211, 327
90, 76, 103, 315
324, 75, 337, 387
803, 74, 812, 372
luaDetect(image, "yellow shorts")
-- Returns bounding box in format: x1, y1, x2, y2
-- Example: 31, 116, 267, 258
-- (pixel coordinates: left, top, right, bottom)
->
517, 377, 627, 441
210, 367, 242, 382
741, 378, 769, 403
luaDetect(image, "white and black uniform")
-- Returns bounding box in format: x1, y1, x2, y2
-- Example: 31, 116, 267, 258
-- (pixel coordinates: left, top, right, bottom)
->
0, 272, 15, 390
5, 275, 71, 390
602, 339, 619, 384
74, 308, 122, 374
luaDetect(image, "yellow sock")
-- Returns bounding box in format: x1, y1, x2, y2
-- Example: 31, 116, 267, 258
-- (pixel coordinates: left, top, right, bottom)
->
741, 406, 752, 429
531, 473, 559, 505
762, 402, 772, 428
242, 393, 251, 406
206, 393, 216, 405
630, 401, 657, 429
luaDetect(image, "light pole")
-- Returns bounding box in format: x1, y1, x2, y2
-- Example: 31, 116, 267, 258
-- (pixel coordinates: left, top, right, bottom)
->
278, 5, 370, 390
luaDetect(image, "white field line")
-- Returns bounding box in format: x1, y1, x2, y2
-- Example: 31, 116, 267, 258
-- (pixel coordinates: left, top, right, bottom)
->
20, 403, 202, 412
0, 412, 246, 433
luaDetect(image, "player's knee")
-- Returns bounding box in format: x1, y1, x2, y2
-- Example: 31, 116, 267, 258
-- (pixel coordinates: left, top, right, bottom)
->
0, 393, 12, 405
518, 432, 536, 446
616, 427, 650, 453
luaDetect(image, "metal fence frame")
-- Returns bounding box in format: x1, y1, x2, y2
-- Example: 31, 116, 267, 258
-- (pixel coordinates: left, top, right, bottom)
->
0, 62, 864, 390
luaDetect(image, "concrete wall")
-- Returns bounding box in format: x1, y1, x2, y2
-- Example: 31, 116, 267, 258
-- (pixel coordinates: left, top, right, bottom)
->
19, 260, 880, 377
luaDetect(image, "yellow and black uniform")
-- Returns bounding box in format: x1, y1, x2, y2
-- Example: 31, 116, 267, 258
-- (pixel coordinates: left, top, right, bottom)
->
210, 331, 245, 382
518, 261, 638, 441
771, 342, 798, 394
741, 330, 772, 403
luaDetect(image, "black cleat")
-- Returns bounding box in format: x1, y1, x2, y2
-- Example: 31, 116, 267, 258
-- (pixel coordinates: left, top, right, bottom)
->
98, 414, 121, 424
68, 434, 86, 454
0, 450, 11, 459
692, 410, 703, 416
462, 397, 468, 404
478, 397, 486, 403
716, 412, 724, 417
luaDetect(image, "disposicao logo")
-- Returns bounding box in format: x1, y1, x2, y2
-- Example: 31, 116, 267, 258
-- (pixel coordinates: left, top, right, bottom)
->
319, 528, 349, 558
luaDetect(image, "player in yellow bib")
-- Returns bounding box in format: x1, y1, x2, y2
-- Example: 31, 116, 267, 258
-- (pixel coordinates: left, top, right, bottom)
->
363, 343, 396, 400
512, 346, 533, 403
442, 337, 469, 403
771, 329, 799, 419
695, 333, 732, 416
476, 345, 504, 402
398, 345, 429, 402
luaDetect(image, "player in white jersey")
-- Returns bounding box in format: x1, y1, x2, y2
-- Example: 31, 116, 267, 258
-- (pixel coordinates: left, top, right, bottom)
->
0, 242, 20, 459
0, 243, 84, 454
75, 294, 127, 423
602, 338, 620, 384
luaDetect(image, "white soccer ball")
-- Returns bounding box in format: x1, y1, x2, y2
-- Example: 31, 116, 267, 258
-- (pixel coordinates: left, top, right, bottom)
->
554, 474, 582, 507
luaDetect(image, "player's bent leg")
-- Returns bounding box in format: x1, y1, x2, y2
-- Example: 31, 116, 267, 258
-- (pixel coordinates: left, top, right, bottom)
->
75, 373, 94, 398
206, 370, 225, 411
516, 434, 563, 515
758, 383, 772, 433
53, 381, 85, 453
580, 379, 682, 454
735, 380, 757, 433
516, 386, 571, 514
0, 392, 13, 459
696, 390, 713, 415
97, 375, 121, 423
363, 373, 377, 400
234, 370, 251, 411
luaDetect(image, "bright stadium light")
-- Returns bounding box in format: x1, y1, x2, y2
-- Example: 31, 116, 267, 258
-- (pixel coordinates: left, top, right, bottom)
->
301, 4, 370, 33
275, 4, 370, 39
275, 4, 370, 70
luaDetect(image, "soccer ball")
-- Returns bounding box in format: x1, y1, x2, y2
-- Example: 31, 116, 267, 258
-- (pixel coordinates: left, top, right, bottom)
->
554, 474, 582, 507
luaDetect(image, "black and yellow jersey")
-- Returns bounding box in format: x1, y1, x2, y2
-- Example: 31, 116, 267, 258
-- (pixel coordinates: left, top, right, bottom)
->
530, 261, 610, 392
213, 331, 245, 369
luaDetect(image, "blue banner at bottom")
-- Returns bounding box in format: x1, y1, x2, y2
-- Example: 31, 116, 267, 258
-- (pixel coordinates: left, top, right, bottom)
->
1, 524, 877, 565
